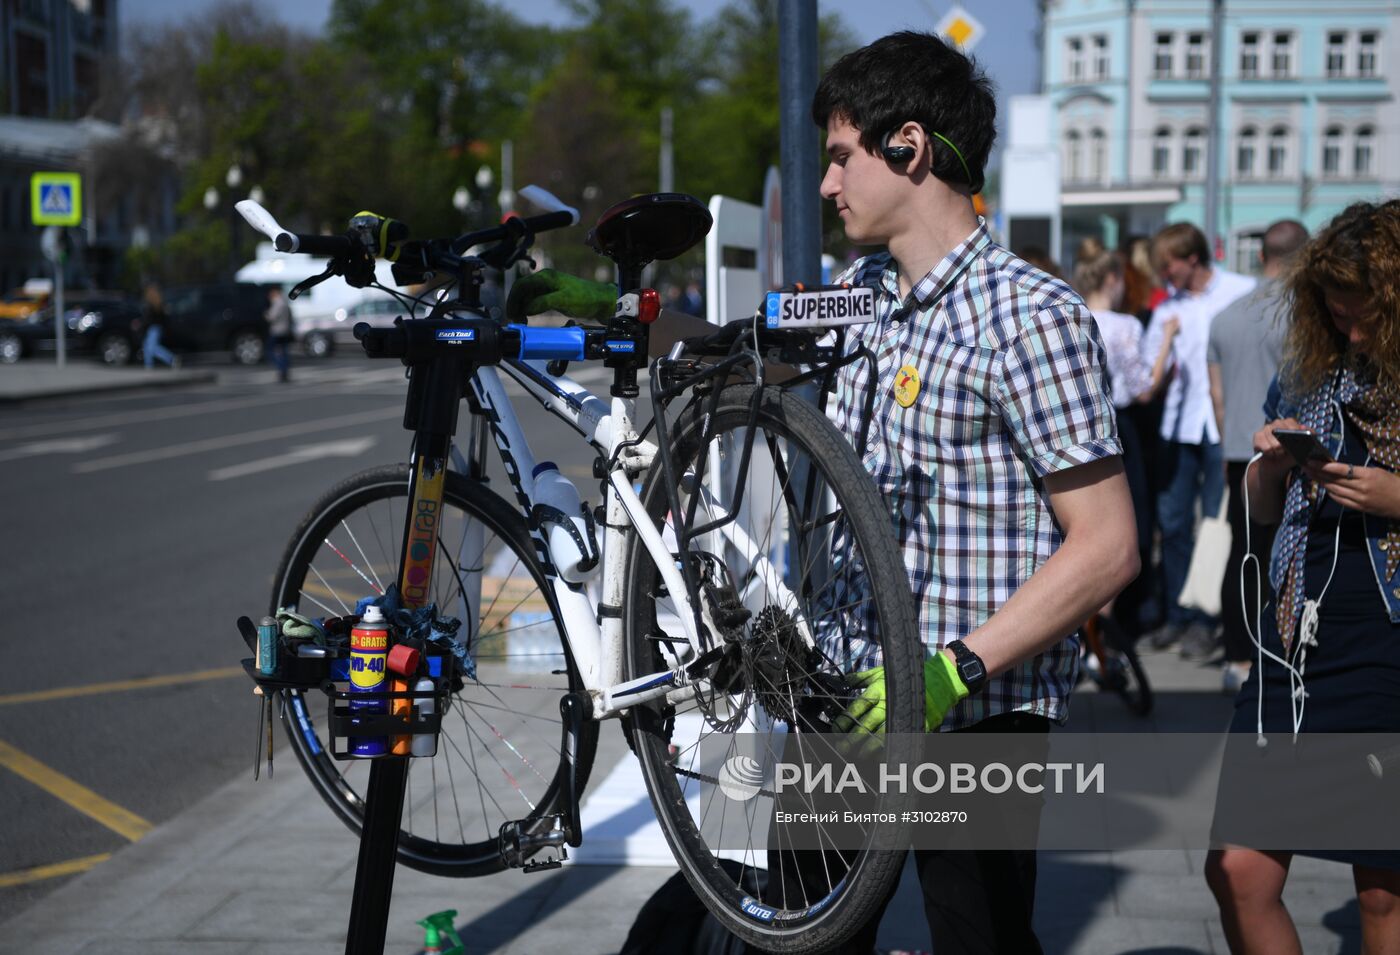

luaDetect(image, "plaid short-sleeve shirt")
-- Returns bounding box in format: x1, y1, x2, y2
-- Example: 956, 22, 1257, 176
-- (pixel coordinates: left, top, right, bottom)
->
823, 222, 1120, 729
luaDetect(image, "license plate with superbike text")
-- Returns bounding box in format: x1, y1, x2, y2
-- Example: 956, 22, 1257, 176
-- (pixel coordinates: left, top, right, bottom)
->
764, 286, 876, 330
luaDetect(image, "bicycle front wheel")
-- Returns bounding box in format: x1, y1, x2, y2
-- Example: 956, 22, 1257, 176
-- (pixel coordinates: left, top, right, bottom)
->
271, 464, 597, 877
623, 385, 921, 953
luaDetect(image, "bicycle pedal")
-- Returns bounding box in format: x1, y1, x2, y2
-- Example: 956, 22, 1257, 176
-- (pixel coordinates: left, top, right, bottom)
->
523, 847, 567, 874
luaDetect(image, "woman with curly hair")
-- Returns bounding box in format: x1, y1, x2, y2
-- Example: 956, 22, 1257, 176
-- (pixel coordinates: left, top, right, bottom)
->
1205, 200, 1400, 953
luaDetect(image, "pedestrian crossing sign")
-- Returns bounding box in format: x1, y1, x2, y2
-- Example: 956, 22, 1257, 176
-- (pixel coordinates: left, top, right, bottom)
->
31, 172, 82, 226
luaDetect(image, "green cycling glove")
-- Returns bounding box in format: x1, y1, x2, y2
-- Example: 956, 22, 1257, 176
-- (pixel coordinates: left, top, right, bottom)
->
833, 651, 971, 738
505, 269, 616, 323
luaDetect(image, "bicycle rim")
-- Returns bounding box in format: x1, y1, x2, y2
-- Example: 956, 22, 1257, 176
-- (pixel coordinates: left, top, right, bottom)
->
271, 464, 597, 877
624, 386, 920, 952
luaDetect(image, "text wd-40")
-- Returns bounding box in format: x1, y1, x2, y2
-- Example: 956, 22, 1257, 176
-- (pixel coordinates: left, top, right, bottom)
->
348, 604, 390, 757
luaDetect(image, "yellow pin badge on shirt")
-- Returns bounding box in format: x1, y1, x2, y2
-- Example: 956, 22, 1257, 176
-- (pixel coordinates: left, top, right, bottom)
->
893, 364, 921, 408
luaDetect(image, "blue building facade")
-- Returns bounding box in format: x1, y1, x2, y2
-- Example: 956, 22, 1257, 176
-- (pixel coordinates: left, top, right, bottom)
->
1043, 0, 1400, 271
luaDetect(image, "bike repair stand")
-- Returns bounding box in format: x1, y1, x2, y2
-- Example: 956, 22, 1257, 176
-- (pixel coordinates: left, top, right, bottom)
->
340, 288, 590, 954
344, 332, 470, 955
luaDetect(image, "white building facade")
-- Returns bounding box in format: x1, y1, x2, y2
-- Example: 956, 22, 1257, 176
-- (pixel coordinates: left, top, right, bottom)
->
1042, 0, 1400, 271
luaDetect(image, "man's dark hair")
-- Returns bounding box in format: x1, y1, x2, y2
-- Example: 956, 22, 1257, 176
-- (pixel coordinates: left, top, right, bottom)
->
1261, 219, 1308, 264
812, 31, 996, 193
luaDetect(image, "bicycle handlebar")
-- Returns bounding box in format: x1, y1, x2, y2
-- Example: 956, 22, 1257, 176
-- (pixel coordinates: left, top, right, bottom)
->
236, 188, 579, 266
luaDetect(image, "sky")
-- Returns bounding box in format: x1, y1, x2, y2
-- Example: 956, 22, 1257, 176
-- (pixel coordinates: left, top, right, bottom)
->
121, 0, 1044, 139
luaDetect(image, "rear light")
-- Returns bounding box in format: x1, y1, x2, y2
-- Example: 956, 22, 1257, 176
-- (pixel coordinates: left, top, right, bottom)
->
637, 288, 661, 324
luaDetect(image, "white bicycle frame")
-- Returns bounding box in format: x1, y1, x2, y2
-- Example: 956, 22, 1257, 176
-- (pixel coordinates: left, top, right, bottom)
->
452, 354, 808, 721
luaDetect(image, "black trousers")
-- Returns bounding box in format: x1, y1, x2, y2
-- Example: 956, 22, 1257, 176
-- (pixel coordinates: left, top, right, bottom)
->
1221, 460, 1276, 664
757, 711, 1049, 955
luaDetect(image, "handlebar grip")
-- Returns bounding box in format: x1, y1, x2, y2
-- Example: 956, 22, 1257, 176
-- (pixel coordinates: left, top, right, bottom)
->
277, 232, 356, 257
520, 210, 579, 233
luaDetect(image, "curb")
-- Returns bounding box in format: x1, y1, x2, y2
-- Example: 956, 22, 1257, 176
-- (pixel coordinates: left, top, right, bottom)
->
0, 370, 219, 405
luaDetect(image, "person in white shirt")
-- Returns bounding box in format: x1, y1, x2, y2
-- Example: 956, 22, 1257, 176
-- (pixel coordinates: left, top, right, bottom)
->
1073, 248, 1179, 638
1143, 223, 1256, 657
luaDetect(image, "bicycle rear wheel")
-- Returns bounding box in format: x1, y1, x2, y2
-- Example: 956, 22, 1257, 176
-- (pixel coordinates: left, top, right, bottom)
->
271, 464, 597, 877
623, 385, 921, 953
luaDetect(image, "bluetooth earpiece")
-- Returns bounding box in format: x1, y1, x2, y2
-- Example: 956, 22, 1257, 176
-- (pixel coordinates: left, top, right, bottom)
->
879, 126, 981, 193
880, 130, 917, 164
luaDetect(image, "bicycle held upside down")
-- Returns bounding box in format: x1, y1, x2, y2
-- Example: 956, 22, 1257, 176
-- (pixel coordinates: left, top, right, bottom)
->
234, 187, 923, 954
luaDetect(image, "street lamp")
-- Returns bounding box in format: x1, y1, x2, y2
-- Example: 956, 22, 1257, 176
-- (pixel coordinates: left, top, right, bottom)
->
203, 186, 219, 211
452, 185, 470, 215
249, 185, 265, 206
224, 163, 244, 276
476, 165, 495, 224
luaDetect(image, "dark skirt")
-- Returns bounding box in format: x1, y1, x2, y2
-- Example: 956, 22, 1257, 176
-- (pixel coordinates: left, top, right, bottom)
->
1217, 471, 1400, 869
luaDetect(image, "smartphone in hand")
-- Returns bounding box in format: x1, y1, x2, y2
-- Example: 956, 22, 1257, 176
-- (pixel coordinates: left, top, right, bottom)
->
1272, 428, 1334, 468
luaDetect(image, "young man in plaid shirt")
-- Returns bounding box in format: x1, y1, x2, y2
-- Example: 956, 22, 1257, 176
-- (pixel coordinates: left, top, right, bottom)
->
812, 31, 1140, 953
506, 29, 1140, 953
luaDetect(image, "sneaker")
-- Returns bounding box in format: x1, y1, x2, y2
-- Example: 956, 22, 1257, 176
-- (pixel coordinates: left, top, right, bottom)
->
1180, 622, 1221, 661
1145, 621, 1184, 651
1222, 661, 1252, 693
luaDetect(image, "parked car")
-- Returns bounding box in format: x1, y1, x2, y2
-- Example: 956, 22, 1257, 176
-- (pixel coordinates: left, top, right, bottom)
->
161, 283, 269, 365
0, 294, 142, 364
297, 296, 418, 358
0, 279, 53, 321
0, 284, 270, 365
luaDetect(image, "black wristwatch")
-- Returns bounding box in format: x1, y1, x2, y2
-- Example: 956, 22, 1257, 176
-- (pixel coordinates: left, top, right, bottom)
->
946, 640, 988, 693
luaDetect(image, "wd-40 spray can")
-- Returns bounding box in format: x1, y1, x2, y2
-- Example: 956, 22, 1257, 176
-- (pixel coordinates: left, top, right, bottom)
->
348, 604, 390, 757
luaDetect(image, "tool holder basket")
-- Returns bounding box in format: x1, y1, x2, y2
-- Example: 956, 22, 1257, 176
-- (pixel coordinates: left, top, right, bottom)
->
238, 613, 455, 762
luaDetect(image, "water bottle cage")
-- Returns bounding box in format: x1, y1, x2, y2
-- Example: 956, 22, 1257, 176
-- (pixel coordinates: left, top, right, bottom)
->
530, 502, 600, 574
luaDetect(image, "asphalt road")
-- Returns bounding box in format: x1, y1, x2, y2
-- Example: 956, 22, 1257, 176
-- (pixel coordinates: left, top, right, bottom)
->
0, 352, 611, 924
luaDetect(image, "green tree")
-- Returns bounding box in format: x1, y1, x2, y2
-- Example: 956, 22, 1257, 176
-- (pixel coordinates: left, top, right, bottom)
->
677, 0, 855, 205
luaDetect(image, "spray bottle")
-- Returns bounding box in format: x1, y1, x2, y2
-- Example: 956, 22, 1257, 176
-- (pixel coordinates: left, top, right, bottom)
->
416, 910, 464, 955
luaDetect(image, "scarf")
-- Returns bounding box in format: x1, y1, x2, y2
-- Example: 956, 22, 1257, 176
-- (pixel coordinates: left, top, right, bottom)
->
1274, 361, 1400, 652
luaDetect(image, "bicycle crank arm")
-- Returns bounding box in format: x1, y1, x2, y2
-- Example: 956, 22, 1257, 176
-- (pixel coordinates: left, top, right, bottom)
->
496, 692, 591, 872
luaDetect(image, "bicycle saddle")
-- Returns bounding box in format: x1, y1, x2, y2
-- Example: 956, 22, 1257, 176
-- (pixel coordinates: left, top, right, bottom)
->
587, 193, 713, 271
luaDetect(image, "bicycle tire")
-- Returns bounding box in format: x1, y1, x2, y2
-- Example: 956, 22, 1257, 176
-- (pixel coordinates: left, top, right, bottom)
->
623, 385, 921, 953
271, 464, 598, 877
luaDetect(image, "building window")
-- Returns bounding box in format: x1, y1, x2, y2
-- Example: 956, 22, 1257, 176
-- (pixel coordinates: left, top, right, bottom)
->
1267, 126, 1289, 177
1358, 32, 1379, 78
1154, 32, 1174, 78
1271, 32, 1294, 78
1233, 232, 1265, 275
1237, 127, 1258, 178
1355, 126, 1375, 176
1090, 128, 1107, 182
1240, 32, 1260, 78
16, 32, 49, 117
1183, 127, 1205, 178
1066, 36, 1084, 82
1153, 127, 1172, 176
1093, 34, 1110, 79
1065, 129, 1083, 182
1323, 126, 1344, 176
1327, 32, 1348, 77
1186, 33, 1207, 79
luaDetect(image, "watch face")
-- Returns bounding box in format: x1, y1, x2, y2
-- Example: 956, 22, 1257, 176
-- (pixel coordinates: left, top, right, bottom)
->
961, 659, 986, 685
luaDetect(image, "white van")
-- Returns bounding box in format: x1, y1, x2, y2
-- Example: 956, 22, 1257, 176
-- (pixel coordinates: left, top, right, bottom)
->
235, 243, 417, 357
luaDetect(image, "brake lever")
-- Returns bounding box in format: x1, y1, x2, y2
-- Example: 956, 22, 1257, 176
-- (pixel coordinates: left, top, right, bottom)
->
289, 263, 338, 300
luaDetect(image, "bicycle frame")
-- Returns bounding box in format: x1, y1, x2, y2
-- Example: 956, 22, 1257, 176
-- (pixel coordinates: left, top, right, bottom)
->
456, 354, 809, 719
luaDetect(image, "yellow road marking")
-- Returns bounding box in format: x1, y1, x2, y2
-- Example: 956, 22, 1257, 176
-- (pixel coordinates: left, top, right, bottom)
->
0, 666, 244, 707
0, 853, 111, 888
0, 740, 152, 842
